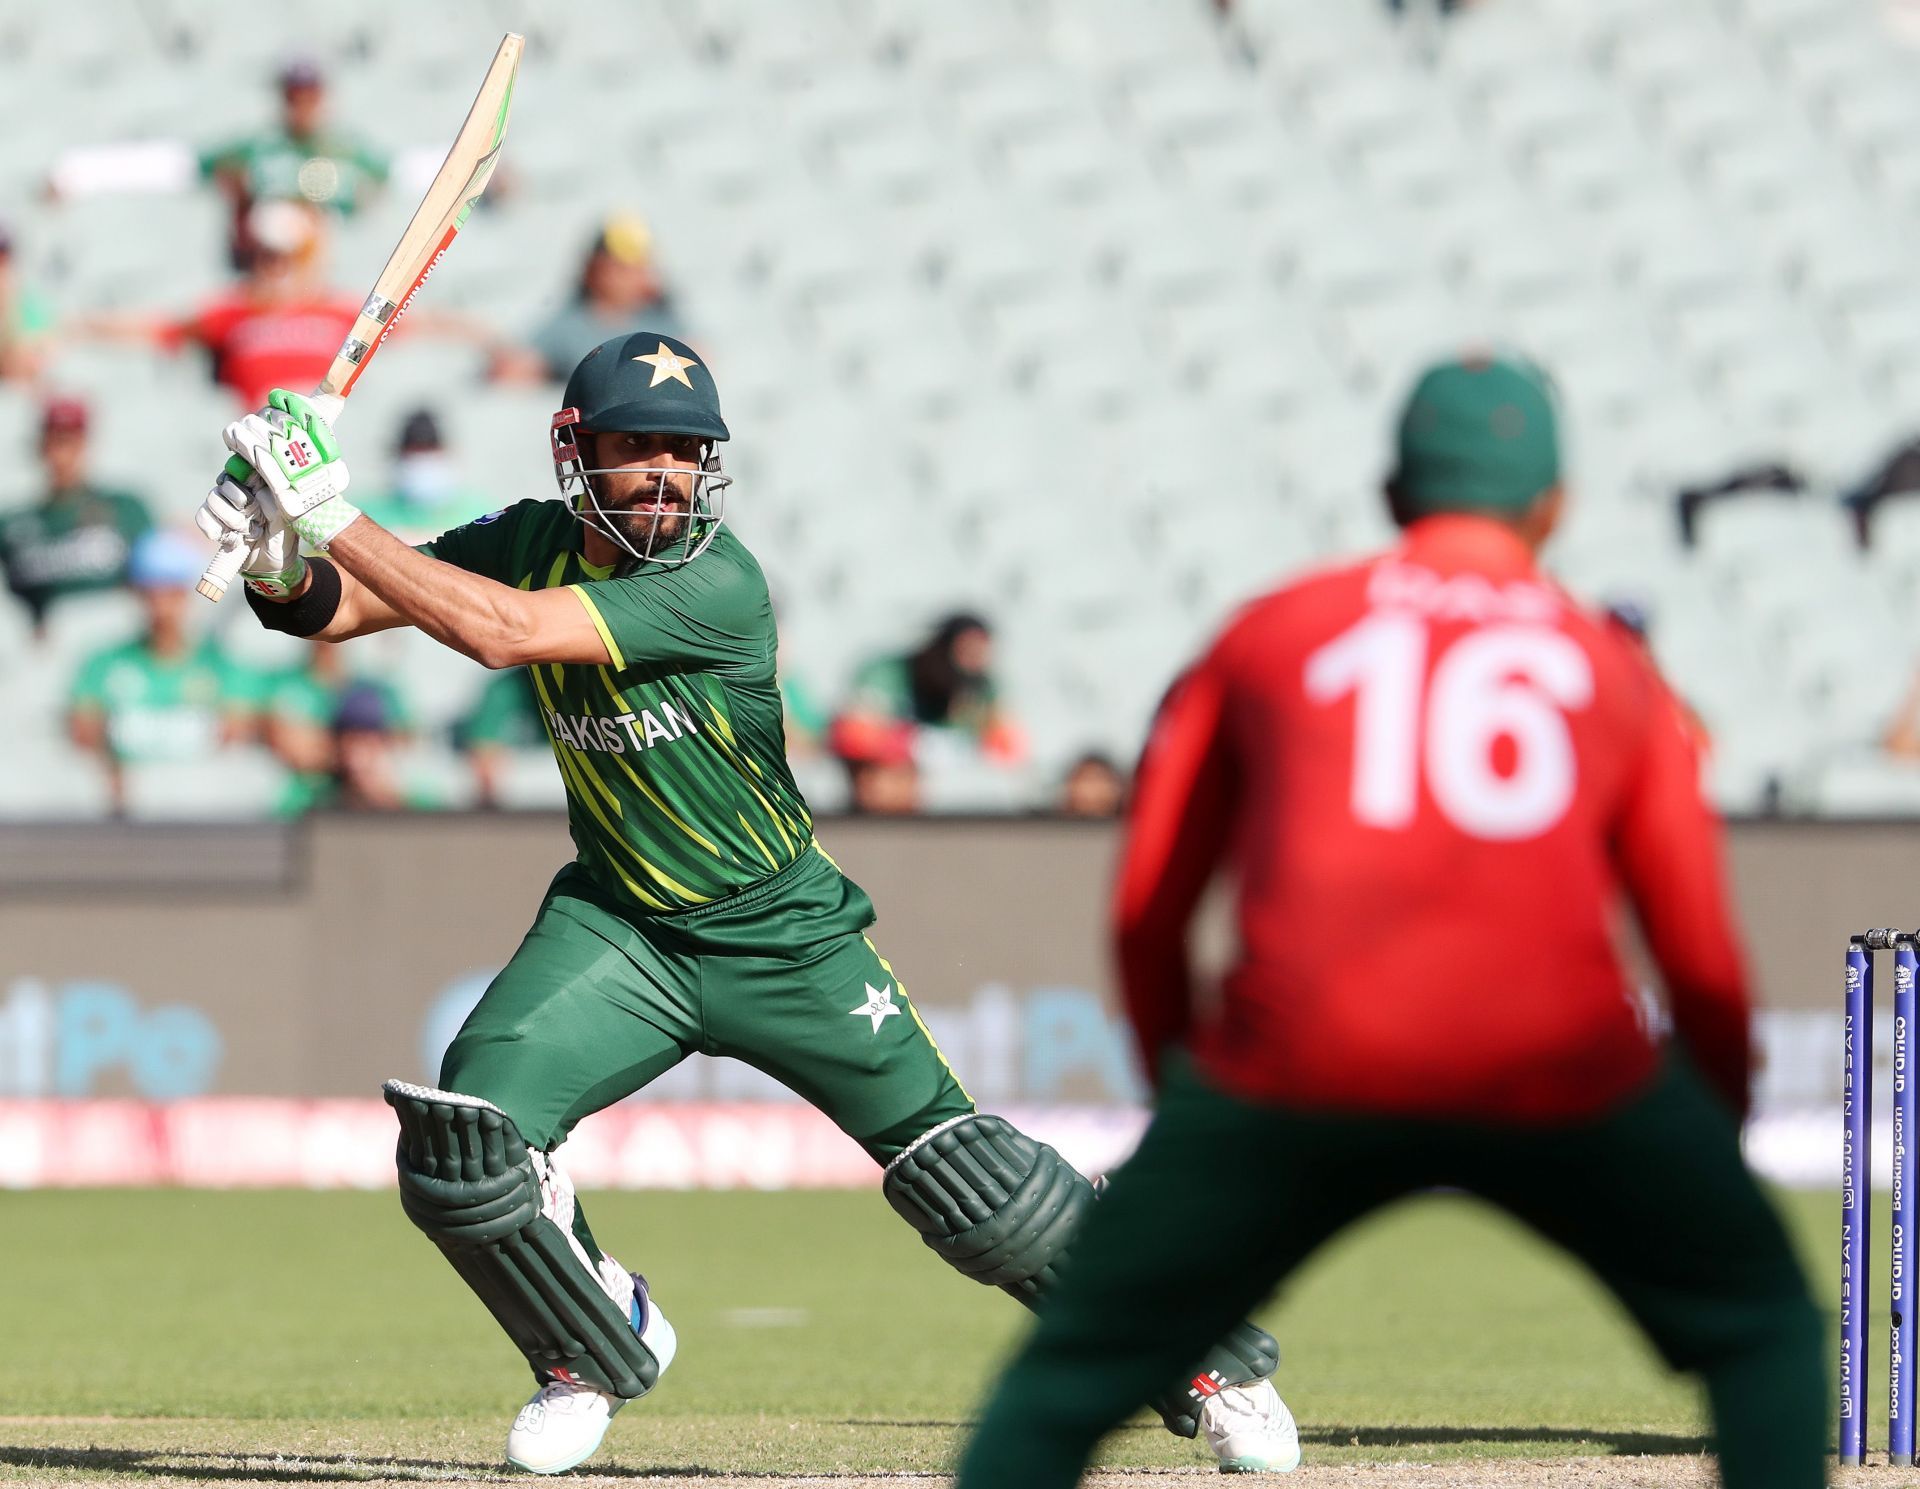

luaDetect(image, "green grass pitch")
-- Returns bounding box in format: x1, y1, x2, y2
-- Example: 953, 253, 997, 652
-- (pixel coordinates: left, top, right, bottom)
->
1, 1187, 1837, 1483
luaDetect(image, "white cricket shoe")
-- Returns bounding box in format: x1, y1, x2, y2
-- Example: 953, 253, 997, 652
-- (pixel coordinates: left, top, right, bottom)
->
505, 1278, 677, 1475
507, 1378, 624, 1475
1200, 1378, 1302, 1474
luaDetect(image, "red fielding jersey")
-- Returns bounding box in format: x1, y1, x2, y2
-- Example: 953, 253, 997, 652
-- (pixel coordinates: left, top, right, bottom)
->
165, 293, 360, 409
1114, 514, 1752, 1124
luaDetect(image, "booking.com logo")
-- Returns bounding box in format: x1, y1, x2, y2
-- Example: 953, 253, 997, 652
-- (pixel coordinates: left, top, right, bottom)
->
0, 977, 224, 1099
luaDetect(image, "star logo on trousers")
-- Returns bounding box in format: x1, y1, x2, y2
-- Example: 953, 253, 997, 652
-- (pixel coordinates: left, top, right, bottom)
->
849, 982, 901, 1034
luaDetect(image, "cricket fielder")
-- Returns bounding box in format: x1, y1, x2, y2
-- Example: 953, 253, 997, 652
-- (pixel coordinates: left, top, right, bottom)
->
194, 331, 1297, 1476
955, 355, 1827, 1489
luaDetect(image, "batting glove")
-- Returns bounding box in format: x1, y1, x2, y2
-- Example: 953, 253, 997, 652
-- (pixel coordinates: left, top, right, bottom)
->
222, 388, 361, 550
193, 462, 307, 597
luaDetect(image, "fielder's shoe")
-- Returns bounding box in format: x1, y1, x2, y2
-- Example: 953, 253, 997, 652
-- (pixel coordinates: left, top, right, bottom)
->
505, 1275, 677, 1475
1200, 1378, 1302, 1474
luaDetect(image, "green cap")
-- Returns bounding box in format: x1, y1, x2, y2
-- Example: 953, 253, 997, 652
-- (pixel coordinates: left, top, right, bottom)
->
1391, 354, 1560, 516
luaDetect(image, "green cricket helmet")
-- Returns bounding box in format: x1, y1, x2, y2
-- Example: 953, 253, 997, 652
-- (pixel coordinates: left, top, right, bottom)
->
551, 330, 732, 567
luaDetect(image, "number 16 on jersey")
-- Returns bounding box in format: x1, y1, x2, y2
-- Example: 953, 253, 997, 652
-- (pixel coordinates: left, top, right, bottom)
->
1306, 613, 1594, 841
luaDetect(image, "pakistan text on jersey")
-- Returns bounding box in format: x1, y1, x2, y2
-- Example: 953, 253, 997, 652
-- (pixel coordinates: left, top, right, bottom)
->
546, 698, 702, 755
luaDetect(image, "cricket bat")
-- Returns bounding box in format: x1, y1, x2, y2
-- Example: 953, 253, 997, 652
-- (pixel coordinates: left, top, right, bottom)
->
198, 31, 525, 601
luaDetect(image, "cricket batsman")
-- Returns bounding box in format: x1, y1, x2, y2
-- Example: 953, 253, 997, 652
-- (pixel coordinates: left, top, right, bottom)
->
954, 355, 1826, 1489
193, 331, 1298, 1475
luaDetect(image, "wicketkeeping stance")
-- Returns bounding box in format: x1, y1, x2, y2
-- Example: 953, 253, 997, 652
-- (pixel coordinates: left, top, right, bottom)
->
955, 356, 1826, 1489
196, 331, 1298, 1475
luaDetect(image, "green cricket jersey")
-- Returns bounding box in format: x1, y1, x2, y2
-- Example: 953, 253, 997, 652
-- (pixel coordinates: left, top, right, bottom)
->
425, 499, 813, 915
69, 636, 255, 763
199, 128, 389, 216
0, 485, 153, 623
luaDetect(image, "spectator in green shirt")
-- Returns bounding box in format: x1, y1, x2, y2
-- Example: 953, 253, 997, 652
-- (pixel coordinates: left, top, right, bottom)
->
781, 668, 829, 758
201, 57, 388, 267
768, 604, 828, 758
833, 612, 1028, 768
459, 667, 546, 809
325, 681, 441, 813
353, 408, 498, 544
0, 398, 154, 631
0, 220, 54, 382
68, 531, 259, 814
263, 641, 413, 816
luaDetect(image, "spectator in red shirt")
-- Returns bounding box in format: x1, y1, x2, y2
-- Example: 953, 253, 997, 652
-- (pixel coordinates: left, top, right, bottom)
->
171, 200, 360, 407
73, 200, 355, 408
956, 355, 1823, 1489
79, 200, 478, 409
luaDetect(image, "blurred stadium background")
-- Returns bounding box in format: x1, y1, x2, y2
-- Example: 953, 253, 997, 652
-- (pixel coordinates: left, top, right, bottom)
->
4, 0, 1920, 1192
14, 0, 1920, 819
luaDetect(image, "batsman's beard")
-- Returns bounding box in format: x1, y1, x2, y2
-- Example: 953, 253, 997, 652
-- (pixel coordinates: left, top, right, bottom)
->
608, 504, 690, 556
595, 468, 694, 557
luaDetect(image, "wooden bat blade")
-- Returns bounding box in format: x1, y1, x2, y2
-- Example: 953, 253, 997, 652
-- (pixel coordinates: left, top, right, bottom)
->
323, 31, 524, 400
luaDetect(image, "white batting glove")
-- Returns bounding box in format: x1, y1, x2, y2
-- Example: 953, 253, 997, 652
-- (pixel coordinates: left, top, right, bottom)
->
194, 462, 307, 598
222, 388, 361, 550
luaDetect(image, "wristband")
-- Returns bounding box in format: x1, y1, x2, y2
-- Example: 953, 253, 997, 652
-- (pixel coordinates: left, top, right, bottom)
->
245, 555, 343, 637
242, 556, 310, 600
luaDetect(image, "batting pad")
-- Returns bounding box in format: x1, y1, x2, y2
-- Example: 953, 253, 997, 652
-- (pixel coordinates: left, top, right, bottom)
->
883, 1111, 1278, 1439
383, 1080, 662, 1399
882, 1112, 1096, 1303
1151, 1319, 1284, 1440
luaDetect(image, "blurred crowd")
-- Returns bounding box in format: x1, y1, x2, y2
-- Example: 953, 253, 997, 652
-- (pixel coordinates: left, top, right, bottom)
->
4, 420, 1113, 817
0, 57, 1121, 823
14, 23, 1920, 822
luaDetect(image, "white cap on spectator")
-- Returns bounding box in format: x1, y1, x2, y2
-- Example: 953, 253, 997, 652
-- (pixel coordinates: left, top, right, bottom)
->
248, 199, 317, 256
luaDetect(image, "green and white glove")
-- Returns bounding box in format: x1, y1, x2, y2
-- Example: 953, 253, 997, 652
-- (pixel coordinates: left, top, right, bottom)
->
193, 460, 307, 597
222, 388, 361, 550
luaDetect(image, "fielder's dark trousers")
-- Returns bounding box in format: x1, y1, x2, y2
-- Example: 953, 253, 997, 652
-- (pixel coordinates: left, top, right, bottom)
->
955, 1053, 1825, 1489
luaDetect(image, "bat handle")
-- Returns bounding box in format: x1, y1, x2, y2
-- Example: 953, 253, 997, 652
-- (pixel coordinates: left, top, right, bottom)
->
197, 531, 247, 602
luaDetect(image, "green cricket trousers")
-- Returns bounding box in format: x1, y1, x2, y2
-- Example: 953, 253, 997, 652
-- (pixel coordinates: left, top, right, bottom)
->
955, 1053, 1825, 1489
440, 843, 974, 1188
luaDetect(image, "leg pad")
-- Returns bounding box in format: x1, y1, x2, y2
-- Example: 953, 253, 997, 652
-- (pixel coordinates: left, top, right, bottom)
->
1149, 1320, 1283, 1439
881, 1113, 1095, 1303
883, 1112, 1280, 1440
385, 1079, 662, 1399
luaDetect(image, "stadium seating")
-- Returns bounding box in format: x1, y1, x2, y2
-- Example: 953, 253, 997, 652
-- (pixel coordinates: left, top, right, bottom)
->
6, 0, 1920, 817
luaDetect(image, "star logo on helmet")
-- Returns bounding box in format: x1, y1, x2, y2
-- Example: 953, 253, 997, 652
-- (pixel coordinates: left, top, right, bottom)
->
633, 342, 699, 389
